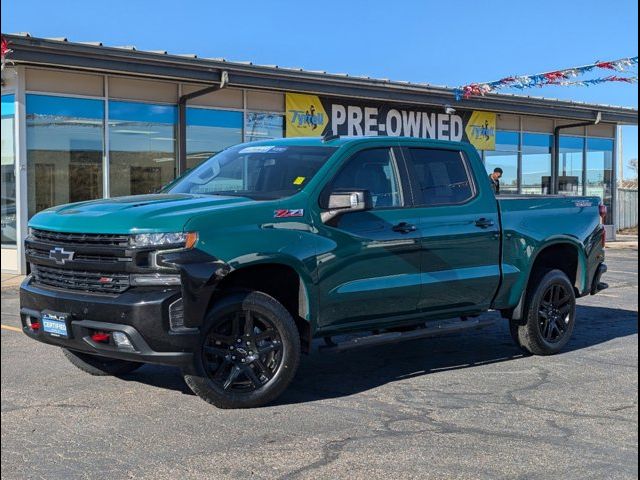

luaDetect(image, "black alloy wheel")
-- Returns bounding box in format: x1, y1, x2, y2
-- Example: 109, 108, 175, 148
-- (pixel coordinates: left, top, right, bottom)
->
183, 290, 301, 409
537, 283, 573, 343
510, 269, 577, 356
203, 310, 283, 391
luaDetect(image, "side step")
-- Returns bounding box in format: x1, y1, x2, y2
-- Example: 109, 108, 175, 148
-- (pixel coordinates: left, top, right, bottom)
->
318, 317, 496, 353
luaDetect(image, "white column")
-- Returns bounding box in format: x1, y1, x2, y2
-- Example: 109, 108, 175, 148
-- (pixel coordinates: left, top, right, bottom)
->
14, 65, 28, 274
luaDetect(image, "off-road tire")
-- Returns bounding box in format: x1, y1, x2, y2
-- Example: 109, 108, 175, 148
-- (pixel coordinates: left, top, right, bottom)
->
62, 348, 143, 376
183, 290, 301, 409
510, 269, 576, 355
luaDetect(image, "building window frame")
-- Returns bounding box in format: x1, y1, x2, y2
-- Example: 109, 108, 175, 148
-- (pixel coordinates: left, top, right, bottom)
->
1, 91, 17, 250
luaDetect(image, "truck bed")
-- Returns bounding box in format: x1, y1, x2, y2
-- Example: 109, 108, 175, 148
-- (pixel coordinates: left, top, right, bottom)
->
493, 195, 604, 310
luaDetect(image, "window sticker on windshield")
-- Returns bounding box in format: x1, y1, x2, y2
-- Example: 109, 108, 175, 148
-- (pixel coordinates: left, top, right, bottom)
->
293, 176, 306, 185
238, 145, 276, 154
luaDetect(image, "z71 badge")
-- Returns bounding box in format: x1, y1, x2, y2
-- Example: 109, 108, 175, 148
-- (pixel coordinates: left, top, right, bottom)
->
274, 209, 304, 218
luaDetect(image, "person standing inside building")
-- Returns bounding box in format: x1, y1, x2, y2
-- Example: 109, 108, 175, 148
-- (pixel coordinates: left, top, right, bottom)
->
489, 167, 503, 195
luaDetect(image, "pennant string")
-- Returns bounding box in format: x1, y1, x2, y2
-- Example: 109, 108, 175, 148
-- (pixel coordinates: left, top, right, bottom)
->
455, 56, 638, 100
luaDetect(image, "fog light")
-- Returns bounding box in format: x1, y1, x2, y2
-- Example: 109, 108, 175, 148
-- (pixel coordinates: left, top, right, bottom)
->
112, 331, 135, 351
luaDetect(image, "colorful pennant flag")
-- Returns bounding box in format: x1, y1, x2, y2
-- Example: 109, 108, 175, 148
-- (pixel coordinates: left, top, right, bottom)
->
455, 56, 638, 100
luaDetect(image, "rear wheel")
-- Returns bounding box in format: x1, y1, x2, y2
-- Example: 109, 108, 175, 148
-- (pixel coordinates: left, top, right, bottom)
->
62, 348, 142, 376
183, 291, 300, 409
510, 269, 576, 355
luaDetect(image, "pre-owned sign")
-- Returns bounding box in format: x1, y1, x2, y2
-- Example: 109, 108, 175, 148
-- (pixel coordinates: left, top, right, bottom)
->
285, 93, 496, 150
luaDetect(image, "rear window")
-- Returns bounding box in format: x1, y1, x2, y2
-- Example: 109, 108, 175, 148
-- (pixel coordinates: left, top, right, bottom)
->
406, 148, 475, 206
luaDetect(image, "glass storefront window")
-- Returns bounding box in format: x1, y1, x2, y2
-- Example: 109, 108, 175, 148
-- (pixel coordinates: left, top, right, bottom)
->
245, 112, 284, 142
186, 108, 243, 171
522, 133, 552, 195
484, 131, 519, 194
1, 94, 16, 245
587, 138, 614, 224
109, 101, 176, 197
26, 94, 104, 218
558, 136, 584, 196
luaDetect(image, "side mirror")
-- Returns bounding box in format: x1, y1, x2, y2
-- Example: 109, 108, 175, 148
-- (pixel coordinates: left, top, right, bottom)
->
321, 190, 373, 224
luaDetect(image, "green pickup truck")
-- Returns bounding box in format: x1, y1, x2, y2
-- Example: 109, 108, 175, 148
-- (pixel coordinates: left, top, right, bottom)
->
20, 136, 608, 408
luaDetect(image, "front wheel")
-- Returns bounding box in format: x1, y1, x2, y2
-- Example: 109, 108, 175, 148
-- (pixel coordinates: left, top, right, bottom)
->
183, 291, 301, 409
510, 269, 577, 355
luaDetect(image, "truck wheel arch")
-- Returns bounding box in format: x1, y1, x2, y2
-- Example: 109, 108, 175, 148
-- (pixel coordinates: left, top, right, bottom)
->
510, 240, 585, 321
207, 261, 315, 352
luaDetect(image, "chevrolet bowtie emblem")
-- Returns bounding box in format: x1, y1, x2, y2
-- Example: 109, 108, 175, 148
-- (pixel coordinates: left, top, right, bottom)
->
49, 247, 75, 265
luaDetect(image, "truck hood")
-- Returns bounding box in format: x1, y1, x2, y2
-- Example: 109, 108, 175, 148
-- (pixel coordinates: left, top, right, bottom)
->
29, 194, 253, 234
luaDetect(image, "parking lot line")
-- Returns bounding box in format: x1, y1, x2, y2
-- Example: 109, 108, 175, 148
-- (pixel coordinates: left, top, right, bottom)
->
1, 324, 22, 333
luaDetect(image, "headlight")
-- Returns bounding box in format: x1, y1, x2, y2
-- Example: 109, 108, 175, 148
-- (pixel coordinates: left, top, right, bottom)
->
129, 231, 198, 249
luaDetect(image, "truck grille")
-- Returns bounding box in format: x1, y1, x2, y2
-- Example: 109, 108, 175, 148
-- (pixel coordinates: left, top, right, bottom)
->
31, 265, 130, 294
31, 229, 130, 247
25, 246, 126, 264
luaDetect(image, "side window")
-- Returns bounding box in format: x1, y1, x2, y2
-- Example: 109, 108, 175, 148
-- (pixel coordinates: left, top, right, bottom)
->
407, 148, 475, 206
330, 148, 403, 208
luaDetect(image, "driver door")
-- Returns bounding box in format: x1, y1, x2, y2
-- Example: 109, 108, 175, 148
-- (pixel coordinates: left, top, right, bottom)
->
315, 146, 422, 331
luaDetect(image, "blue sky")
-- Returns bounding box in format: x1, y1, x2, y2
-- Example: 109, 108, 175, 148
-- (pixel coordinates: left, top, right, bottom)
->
2, 0, 638, 177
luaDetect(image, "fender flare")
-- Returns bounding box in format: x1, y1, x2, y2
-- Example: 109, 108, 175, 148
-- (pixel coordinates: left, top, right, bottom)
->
510, 237, 587, 321
159, 249, 316, 328
223, 253, 316, 322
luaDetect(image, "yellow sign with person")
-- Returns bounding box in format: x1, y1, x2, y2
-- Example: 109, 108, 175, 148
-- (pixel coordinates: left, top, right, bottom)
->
465, 111, 497, 151
286, 93, 328, 137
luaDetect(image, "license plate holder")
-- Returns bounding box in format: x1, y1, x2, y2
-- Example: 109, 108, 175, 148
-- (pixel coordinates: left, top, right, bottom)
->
41, 312, 70, 338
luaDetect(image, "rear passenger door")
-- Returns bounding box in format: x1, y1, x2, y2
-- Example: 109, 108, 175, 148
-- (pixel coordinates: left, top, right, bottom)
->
400, 145, 501, 315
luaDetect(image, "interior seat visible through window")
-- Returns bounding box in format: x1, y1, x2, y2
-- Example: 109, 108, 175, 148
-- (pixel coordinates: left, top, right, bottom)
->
406, 148, 474, 206
331, 148, 401, 208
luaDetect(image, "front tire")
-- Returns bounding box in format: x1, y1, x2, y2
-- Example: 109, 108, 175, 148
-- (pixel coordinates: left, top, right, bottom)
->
510, 269, 577, 355
62, 348, 143, 376
183, 291, 301, 409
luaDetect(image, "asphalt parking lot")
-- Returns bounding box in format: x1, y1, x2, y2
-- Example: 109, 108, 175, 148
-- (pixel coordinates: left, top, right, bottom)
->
1, 247, 638, 480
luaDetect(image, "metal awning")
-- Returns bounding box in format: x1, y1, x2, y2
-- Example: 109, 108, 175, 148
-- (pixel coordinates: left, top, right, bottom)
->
2, 33, 638, 125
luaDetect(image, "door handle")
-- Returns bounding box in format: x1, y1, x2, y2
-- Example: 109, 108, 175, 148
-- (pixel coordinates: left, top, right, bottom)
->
475, 218, 495, 229
392, 222, 417, 234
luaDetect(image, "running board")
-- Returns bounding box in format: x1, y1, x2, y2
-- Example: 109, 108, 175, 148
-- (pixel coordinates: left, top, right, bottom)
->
318, 318, 496, 353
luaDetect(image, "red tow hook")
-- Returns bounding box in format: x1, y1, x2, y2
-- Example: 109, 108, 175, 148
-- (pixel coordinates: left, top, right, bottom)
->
91, 332, 111, 343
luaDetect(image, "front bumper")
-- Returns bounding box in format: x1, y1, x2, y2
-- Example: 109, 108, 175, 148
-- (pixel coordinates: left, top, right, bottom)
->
20, 276, 199, 368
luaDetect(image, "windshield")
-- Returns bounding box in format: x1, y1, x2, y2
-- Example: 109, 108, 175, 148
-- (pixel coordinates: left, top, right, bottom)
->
166, 144, 337, 200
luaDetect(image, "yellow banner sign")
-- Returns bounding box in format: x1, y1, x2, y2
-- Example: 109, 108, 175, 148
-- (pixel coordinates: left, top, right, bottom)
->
285, 93, 497, 150
285, 93, 328, 137
465, 111, 496, 151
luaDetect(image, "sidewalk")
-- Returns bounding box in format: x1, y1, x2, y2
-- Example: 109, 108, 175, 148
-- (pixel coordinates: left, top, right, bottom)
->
608, 234, 638, 250
1, 274, 24, 290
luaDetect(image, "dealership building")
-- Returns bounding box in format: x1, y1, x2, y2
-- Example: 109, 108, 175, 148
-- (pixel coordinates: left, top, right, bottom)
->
1, 33, 638, 274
